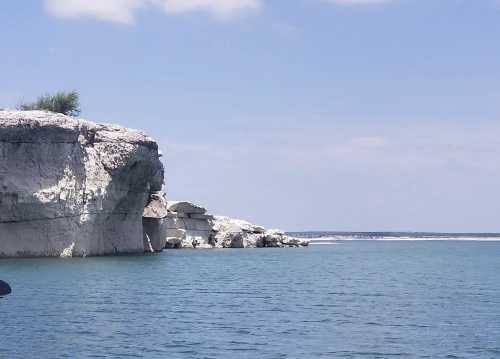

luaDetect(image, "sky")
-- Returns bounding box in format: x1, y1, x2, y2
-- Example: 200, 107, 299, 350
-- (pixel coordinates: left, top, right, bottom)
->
1, 0, 500, 232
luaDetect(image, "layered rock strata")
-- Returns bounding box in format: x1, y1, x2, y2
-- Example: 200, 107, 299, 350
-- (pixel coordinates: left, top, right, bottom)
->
210, 216, 309, 248
164, 201, 214, 249
0, 110, 164, 257
164, 201, 309, 249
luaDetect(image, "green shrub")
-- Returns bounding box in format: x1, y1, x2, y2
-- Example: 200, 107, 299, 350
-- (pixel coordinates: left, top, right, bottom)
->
19, 91, 81, 116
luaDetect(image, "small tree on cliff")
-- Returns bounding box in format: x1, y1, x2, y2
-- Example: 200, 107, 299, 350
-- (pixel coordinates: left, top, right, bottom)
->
19, 90, 81, 117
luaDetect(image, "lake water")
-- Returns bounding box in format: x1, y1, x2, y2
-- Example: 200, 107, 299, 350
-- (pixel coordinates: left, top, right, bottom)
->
1, 241, 500, 358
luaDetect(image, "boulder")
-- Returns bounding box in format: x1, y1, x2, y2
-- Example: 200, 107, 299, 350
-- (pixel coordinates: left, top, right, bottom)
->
212, 231, 243, 248
165, 236, 183, 249
243, 233, 266, 248
0, 110, 164, 257
164, 209, 212, 249
266, 229, 286, 236
212, 216, 263, 234
167, 201, 206, 215
263, 232, 282, 247
210, 216, 309, 249
0, 280, 12, 296
143, 192, 168, 219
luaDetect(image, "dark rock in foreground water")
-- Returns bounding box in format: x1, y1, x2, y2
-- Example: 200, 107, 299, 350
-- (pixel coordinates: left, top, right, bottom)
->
0, 280, 11, 296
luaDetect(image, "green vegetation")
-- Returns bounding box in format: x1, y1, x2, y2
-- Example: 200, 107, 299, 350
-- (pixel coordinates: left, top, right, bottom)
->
19, 91, 81, 116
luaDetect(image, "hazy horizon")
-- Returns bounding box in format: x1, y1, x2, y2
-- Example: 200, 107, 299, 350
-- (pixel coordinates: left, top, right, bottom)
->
2, 1, 500, 232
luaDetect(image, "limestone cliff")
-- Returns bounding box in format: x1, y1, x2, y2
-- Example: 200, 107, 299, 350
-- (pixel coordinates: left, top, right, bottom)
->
0, 110, 164, 257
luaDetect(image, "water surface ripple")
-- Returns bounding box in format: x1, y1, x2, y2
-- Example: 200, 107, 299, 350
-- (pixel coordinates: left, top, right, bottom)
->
1, 241, 500, 358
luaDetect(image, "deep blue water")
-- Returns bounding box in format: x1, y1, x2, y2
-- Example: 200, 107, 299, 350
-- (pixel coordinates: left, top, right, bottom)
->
1, 241, 500, 358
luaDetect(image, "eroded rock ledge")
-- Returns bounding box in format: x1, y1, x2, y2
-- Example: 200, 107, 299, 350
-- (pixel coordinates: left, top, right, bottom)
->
0, 110, 164, 257
159, 200, 309, 249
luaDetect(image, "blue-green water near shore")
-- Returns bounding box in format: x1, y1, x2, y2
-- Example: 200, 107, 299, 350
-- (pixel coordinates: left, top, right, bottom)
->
1, 241, 500, 358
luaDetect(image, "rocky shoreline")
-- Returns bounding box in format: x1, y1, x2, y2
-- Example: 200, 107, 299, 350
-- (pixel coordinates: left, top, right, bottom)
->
0, 110, 308, 257
162, 199, 308, 249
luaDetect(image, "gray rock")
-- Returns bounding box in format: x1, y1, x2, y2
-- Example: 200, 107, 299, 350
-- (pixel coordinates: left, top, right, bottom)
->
210, 216, 309, 249
143, 217, 167, 252
165, 236, 183, 249
143, 192, 168, 219
0, 280, 11, 296
162, 207, 310, 249
167, 201, 207, 215
142, 192, 168, 251
0, 110, 164, 257
164, 211, 212, 248
164, 200, 214, 248
189, 213, 215, 220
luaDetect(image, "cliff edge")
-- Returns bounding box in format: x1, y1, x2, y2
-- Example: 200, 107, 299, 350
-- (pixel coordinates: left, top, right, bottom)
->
0, 110, 164, 257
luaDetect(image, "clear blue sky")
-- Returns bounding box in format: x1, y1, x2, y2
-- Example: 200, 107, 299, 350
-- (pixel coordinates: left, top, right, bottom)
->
2, 0, 500, 232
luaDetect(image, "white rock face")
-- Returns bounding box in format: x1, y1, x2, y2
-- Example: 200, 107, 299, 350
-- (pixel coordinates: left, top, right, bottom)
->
163, 202, 309, 249
211, 216, 309, 248
0, 110, 164, 257
164, 201, 213, 249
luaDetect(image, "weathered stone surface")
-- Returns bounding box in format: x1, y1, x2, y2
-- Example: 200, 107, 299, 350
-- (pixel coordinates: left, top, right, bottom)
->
164, 200, 214, 248
280, 236, 309, 247
143, 192, 168, 219
165, 236, 183, 249
265, 229, 285, 236
167, 201, 206, 215
163, 208, 309, 249
189, 213, 214, 220
142, 192, 168, 251
164, 205, 213, 248
143, 217, 167, 252
210, 216, 309, 249
0, 110, 164, 257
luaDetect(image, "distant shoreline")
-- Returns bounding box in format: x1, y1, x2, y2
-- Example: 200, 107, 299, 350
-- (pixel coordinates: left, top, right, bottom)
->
289, 231, 500, 242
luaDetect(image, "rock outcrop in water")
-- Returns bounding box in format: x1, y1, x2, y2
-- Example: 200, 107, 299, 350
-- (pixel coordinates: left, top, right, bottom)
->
0, 279, 11, 296
164, 201, 309, 249
0, 110, 164, 257
211, 216, 309, 248
165, 201, 215, 249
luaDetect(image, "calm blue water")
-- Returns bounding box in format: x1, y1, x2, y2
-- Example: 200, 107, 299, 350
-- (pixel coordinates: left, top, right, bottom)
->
1, 241, 500, 358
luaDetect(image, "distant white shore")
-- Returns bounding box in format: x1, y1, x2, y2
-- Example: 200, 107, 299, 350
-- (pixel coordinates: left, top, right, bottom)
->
307, 236, 500, 242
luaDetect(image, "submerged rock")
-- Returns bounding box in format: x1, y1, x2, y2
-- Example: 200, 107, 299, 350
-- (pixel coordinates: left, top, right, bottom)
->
0, 110, 164, 257
0, 280, 11, 296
